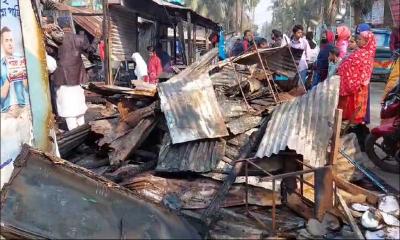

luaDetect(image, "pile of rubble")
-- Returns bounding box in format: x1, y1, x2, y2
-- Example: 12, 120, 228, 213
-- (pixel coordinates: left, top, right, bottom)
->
1, 47, 399, 239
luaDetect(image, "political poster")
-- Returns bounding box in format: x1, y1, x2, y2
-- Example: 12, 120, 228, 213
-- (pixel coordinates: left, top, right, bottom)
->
1, 0, 33, 189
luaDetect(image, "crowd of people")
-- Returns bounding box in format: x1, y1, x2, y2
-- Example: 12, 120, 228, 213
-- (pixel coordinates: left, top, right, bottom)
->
224, 23, 399, 149
39, 14, 399, 139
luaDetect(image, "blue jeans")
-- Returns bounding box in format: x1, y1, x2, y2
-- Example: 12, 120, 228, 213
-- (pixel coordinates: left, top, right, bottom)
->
297, 69, 308, 87
312, 72, 321, 88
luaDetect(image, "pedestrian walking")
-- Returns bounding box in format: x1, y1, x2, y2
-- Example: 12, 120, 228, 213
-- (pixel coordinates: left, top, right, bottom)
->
289, 24, 311, 86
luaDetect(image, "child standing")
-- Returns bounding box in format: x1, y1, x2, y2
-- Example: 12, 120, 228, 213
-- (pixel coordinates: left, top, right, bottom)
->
328, 47, 342, 79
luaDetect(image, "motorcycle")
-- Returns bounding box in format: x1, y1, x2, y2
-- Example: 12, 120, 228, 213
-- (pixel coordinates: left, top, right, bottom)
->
365, 83, 400, 173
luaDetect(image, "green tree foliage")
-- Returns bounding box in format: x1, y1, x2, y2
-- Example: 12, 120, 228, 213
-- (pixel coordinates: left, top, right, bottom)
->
185, 0, 259, 32
270, 0, 324, 34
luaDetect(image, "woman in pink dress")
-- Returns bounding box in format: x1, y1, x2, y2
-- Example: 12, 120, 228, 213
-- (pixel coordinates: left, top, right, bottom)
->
336, 25, 351, 59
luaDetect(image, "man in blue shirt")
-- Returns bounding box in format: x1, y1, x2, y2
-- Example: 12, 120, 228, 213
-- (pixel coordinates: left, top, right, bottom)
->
1, 26, 29, 113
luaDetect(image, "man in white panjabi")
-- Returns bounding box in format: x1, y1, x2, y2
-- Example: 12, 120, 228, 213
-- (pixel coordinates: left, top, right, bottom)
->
53, 17, 97, 130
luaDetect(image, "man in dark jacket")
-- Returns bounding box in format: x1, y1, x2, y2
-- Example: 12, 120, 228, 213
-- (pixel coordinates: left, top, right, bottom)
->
53, 16, 98, 130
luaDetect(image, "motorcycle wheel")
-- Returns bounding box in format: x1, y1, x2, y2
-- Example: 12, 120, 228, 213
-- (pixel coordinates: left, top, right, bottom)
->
365, 134, 400, 173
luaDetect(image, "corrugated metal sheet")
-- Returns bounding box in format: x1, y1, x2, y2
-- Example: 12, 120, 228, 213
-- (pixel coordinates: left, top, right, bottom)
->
109, 5, 138, 61
158, 49, 228, 144
159, 72, 229, 144
54, 3, 102, 36
0, 146, 200, 239
54, 4, 139, 62
156, 134, 226, 173
121, 0, 219, 30
234, 46, 303, 79
73, 15, 102, 37
256, 76, 340, 167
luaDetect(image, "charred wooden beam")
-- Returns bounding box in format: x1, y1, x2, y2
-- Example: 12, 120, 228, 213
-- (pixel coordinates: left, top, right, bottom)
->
109, 117, 158, 166
201, 116, 271, 224
122, 101, 158, 127
57, 124, 91, 157
104, 160, 158, 183
314, 166, 334, 221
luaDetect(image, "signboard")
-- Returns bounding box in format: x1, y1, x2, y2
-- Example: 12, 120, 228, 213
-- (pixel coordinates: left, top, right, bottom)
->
1, 0, 33, 188
371, 0, 385, 25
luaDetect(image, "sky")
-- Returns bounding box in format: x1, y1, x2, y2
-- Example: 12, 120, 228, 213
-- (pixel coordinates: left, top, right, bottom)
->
254, 0, 274, 31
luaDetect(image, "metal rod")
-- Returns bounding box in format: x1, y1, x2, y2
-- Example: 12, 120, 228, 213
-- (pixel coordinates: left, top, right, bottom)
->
230, 62, 251, 109
263, 60, 282, 102
234, 157, 258, 163
300, 174, 304, 196
245, 161, 249, 213
295, 159, 314, 169
339, 149, 389, 194
286, 45, 307, 93
272, 179, 276, 233
244, 160, 274, 177
253, 41, 279, 103
247, 211, 268, 229
262, 167, 328, 181
296, 177, 315, 187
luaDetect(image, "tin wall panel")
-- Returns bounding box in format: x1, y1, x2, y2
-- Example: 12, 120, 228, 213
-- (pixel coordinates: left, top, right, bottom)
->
256, 76, 340, 167
109, 5, 138, 61
158, 48, 228, 144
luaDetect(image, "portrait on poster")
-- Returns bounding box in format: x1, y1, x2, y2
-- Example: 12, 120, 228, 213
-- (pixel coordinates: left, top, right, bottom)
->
1, 0, 33, 189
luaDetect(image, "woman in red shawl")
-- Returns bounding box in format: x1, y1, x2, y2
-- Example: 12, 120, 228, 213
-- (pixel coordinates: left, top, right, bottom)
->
338, 31, 376, 124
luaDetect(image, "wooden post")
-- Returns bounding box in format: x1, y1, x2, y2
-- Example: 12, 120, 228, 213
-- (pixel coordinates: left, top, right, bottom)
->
193, 24, 197, 61
173, 25, 177, 64
205, 28, 209, 51
329, 109, 343, 165
134, 14, 138, 52
102, 0, 112, 85
337, 193, 365, 239
177, 20, 187, 65
314, 166, 333, 221
187, 12, 192, 65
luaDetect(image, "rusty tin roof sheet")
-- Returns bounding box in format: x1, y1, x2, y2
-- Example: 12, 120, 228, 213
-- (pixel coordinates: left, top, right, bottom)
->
156, 134, 226, 173
233, 46, 303, 79
0, 146, 200, 239
256, 76, 340, 167
158, 50, 228, 144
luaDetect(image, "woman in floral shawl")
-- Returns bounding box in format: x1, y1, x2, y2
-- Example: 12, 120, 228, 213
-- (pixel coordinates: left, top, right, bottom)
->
338, 31, 376, 124
336, 25, 351, 59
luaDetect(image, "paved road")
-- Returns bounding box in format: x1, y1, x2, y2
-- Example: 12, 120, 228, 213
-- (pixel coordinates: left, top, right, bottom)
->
363, 82, 399, 192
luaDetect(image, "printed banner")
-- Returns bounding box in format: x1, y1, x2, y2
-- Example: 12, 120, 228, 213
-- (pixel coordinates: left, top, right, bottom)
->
1, 0, 33, 189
